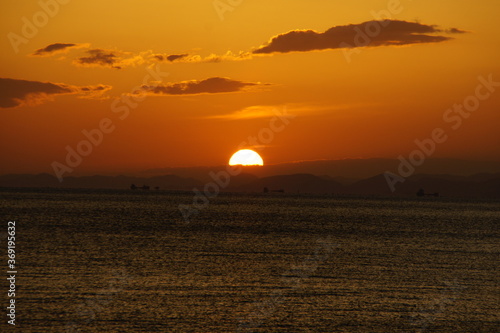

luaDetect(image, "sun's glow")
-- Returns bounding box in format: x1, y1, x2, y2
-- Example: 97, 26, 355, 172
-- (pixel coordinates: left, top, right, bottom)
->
229, 149, 264, 166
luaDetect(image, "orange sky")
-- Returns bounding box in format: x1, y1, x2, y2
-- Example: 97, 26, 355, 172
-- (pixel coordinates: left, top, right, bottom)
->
1, 0, 499, 177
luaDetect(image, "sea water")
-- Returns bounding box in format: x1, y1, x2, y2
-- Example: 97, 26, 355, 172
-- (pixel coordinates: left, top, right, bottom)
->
1, 188, 498, 332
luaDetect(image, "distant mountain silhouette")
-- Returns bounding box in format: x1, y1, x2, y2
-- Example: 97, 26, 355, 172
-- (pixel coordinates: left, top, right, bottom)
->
0, 173, 201, 190
227, 173, 260, 188
349, 174, 394, 196
349, 173, 500, 197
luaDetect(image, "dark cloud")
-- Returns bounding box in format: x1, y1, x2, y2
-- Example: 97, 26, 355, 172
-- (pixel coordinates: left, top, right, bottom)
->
75, 49, 122, 69
79, 85, 108, 92
253, 20, 465, 54
73, 84, 112, 99
153, 53, 189, 62
167, 54, 189, 62
32, 43, 80, 56
138, 77, 262, 95
446, 27, 468, 34
74, 48, 146, 69
0, 78, 111, 108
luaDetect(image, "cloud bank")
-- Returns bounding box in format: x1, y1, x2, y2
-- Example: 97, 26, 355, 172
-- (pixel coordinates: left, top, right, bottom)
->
0, 78, 111, 108
137, 77, 264, 95
253, 20, 467, 54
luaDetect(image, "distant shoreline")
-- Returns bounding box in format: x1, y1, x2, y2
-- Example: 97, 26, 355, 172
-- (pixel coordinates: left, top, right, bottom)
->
1, 186, 498, 202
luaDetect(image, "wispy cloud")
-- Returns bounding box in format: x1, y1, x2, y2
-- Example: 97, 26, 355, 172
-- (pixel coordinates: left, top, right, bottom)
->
208, 105, 281, 120
208, 103, 373, 120
32, 43, 88, 56
136, 77, 265, 96
151, 51, 252, 63
253, 20, 467, 54
75, 49, 120, 69
0, 77, 111, 108
74, 48, 147, 69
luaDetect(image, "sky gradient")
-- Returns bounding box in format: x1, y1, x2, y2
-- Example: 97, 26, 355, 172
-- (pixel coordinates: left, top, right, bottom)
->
1, 0, 499, 177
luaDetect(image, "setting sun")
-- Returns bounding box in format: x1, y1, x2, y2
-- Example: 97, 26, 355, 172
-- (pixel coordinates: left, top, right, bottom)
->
229, 149, 264, 166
